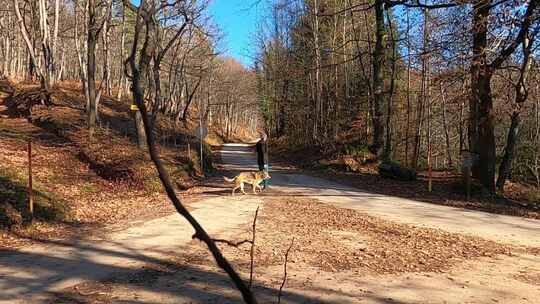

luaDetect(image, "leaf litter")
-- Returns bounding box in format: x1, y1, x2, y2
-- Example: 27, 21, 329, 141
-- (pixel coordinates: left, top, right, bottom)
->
186, 197, 516, 275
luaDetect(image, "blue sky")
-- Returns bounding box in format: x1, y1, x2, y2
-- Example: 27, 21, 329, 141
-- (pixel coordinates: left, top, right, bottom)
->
208, 0, 265, 67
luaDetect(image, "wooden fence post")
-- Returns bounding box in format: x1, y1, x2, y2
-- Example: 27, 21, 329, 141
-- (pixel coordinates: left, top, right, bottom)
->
28, 139, 33, 217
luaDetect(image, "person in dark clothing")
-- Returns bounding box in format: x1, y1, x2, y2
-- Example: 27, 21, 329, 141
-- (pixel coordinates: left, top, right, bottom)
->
255, 133, 269, 188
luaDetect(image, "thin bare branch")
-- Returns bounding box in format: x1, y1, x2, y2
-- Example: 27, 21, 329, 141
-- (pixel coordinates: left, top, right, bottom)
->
277, 237, 294, 304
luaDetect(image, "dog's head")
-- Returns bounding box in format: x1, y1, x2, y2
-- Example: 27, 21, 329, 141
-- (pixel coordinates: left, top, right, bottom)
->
263, 171, 271, 180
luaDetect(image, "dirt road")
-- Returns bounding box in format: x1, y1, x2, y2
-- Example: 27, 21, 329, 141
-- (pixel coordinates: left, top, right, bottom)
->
0, 197, 261, 303
1, 143, 539, 303
220, 144, 540, 248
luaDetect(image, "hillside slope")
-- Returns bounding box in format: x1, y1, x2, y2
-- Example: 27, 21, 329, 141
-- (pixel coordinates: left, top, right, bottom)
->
0, 79, 205, 248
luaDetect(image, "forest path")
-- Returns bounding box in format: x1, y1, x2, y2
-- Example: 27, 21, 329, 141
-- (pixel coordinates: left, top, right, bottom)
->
220, 143, 540, 248
0, 196, 261, 303
1, 142, 538, 303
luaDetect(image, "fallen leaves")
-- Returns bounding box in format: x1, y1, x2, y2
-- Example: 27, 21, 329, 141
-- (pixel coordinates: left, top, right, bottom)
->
202, 197, 515, 275
0, 81, 195, 248
514, 271, 540, 286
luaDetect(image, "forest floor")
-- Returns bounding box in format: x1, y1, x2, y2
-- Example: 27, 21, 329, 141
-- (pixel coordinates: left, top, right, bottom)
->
0, 78, 208, 249
39, 195, 540, 304
30, 144, 540, 304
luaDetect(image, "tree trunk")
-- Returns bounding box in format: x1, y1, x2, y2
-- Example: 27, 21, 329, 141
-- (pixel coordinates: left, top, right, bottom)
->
440, 83, 453, 169
471, 75, 496, 192
134, 110, 147, 148
496, 110, 521, 190
313, 0, 322, 140
87, 8, 98, 135
86, 0, 111, 135
459, 75, 466, 152
469, 0, 496, 192
423, 9, 432, 190
496, 31, 535, 191
13, 0, 47, 92
102, 18, 111, 96
384, 8, 397, 161
181, 80, 202, 121
405, 9, 411, 166
116, 6, 126, 100
370, 0, 386, 157
38, 0, 53, 88
535, 89, 540, 188
74, 1, 90, 107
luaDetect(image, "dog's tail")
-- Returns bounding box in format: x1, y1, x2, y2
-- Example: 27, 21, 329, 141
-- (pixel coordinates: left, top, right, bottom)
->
223, 176, 236, 183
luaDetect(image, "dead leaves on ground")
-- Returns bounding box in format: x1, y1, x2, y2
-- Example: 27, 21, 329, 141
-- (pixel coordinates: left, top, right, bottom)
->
0, 83, 192, 248
198, 197, 514, 276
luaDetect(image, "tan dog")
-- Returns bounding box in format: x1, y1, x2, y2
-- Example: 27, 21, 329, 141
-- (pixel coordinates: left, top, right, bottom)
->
223, 171, 271, 195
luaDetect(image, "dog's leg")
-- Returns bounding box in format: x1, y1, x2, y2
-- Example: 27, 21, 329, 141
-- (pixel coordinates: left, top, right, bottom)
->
241, 182, 247, 195
252, 183, 257, 194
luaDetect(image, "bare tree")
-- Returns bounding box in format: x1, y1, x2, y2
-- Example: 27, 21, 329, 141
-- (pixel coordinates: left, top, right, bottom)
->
468, 0, 538, 192
87, 0, 112, 136
496, 27, 539, 191
12, 0, 59, 98
123, 0, 257, 302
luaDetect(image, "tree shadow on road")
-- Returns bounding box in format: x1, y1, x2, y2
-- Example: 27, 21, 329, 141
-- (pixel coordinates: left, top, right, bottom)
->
0, 235, 380, 304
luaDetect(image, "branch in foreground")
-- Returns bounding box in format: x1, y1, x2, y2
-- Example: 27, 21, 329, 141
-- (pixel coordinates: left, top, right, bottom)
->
211, 238, 253, 248
277, 237, 295, 304
250, 206, 260, 289
208, 206, 260, 289
136, 94, 257, 303
126, 3, 257, 301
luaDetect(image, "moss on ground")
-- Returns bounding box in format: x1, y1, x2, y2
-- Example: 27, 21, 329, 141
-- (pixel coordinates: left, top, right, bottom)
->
0, 167, 69, 227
